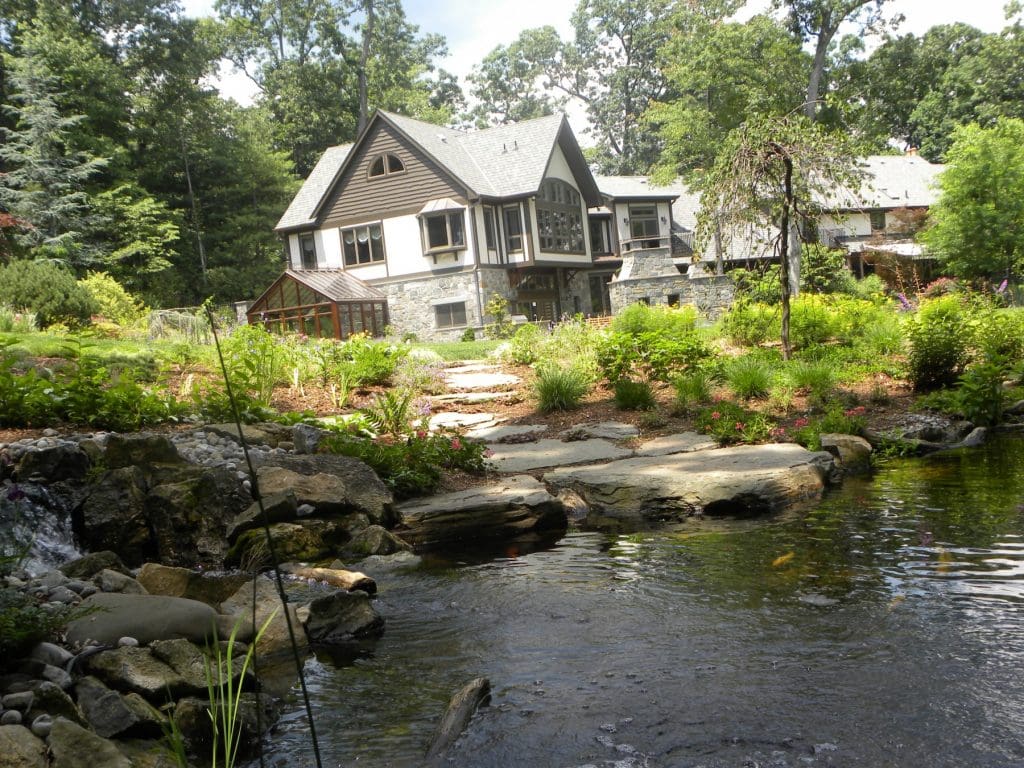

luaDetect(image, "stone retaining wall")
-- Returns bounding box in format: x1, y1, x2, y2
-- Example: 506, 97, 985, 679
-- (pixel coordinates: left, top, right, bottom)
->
609, 274, 735, 318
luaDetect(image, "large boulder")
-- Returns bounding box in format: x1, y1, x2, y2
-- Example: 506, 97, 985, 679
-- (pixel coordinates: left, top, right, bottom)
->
396, 475, 566, 548
102, 434, 183, 469
820, 433, 873, 474
66, 593, 221, 646
204, 422, 293, 448
300, 590, 384, 645
80, 647, 203, 702
15, 444, 90, 483
227, 519, 352, 567
74, 676, 163, 739
253, 453, 394, 526
0, 725, 47, 768
135, 563, 249, 608
59, 551, 130, 580
544, 443, 834, 524
343, 525, 412, 558
172, 693, 278, 762
225, 492, 299, 542
220, 577, 308, 659
73, 466, 152, 565
47, 717, 132, 768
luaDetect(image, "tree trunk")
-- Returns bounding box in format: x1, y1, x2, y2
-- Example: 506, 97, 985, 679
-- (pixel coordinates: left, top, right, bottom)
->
713, 217, 725, 275
181, 133, 207, 289
779, 154, 794, 360
356, 0, 376, 136
805, 31, 831, 120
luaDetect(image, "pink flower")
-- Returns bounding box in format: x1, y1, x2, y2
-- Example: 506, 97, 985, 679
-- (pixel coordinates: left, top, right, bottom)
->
451, 438, 462, 451
794, 417, 810, 428
484, 448, 494, 458
734, 422, 745, 431
711, 411, 721, 420
415, 429, 427, 439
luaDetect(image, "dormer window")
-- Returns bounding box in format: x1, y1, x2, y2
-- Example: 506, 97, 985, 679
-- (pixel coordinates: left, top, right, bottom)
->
368, 153, 405, 178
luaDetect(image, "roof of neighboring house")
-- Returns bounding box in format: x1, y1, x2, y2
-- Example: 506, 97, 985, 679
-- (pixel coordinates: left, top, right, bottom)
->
818, 154, 944, 210
276, 111, 601, 233
276, 145, 353, 231
595, 175, 690, 200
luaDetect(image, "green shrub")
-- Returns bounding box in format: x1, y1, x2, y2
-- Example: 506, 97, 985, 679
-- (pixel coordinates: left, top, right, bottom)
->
612, 302, 698, 337
596, 331, 713, 384
219, 324, 291, 406
975, 309, 1024, 363
790, 294, 838, 348
484, 293, 516, 339
345, 334, 407, 386
79, 272, 148, 327
672, 370, 715, 414
725, 356, 775, 399
729, 266, 780, 303
788, 405, 867, 450
694, 401, 775, 445
721, 300, 777, 346
460, 327, 477, 342
508, 323, 543, 365
320, 428, 488, 499
905, 296, 971, 390
955, 353, 1010, 426
0, 260, 97, 328
533, 363, 591, 412
800, 244, 854, 294
613, 379, 656, 410
785, 360, 836, 399
0, 587, 79, 658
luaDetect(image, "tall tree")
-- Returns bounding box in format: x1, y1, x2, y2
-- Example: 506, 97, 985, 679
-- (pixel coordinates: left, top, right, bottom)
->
0, 40, 106, 264
774, 0, 893, 119
921, 118, 1024, 284
698, 113, 861, 357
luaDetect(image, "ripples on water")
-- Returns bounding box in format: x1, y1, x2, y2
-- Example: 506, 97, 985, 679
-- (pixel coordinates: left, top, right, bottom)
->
259, 436, 1024, 768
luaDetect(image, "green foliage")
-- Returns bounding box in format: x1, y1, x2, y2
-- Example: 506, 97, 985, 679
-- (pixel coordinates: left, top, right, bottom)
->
788, 405, 868, 451
694, 401, 775, 445
955, 353, 1009, 427
611, 302, 698, 337
79, 272, 148, 327
922, 119, 1024, 282
671, 370, 716, 414
613, 379, 656, 410
785, 359, 836, 399
0, 307, 37, 333
728, 267, 781, 304
344, 335, 408, 386
392, 353, 447, 396
363, 389, 422, 437
789, 294, 838, 348
418, 340, 503, 361
721, 300, 777, 346
533, 363, 591, 412
0, 260, 97, 329
800, 244, 854, 294
484, 294, 515, 339
905, 295, 971, 390
507, 323, 543, 365
321, 429, 488, 499
596, 331, 713, 384
460, 327, 477, 342
725, 355, 775, 399
0, 587, 77, 659
219, 325, 291, 407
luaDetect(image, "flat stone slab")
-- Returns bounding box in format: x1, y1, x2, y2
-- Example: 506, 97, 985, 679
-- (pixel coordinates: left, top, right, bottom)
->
543, 443, 835, 524
635, 432, 718, 456
487, 438, 632, 472
429, 392, 510, 403
561, 422, 639, 440
445, 371, 520, 390
430, 412, 500, 431
396, 475, 565, 548
467, 424, 547, 441
445, 363, 500, 374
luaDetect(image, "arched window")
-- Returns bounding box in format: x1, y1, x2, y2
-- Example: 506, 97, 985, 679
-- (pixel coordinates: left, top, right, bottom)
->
368, 153, 405, 178
536, 179, 585, 253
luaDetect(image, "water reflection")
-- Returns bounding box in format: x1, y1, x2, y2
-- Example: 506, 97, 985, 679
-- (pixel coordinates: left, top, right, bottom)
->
259, 436, 1024, 768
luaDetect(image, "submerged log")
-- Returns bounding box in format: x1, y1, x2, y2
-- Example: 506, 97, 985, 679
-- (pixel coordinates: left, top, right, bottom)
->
424, 677, 491, 761
279, 563, 377, 594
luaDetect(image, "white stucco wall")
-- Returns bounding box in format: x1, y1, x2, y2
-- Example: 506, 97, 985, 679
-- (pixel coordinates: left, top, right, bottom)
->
318, 228, 342, 268
819, 213, 872, 239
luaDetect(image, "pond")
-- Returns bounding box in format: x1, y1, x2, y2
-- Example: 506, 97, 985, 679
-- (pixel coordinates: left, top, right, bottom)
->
263, 435, 1024, 767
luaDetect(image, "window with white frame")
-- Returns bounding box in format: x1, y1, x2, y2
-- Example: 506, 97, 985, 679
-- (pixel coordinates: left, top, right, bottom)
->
434, 301, 467, 328
503, 205, 523, 252
341, 223, 385, 266
422, 210, 466, 252
299, 233, 317, 269
536, 179, 585, 253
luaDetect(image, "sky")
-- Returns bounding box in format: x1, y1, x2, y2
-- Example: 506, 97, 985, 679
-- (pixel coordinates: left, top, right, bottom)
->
182, 0, 1013, 129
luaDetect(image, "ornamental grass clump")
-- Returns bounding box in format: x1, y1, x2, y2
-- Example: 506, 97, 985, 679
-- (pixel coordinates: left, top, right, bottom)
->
784, 359, 836, 400
725, 355, 775, 399
533, 363, 591, 412
613, 378, 656, 410
671, 370, 715, 414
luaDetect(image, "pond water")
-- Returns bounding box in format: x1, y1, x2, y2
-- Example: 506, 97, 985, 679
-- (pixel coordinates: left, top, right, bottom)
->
263, 435, 1024, 768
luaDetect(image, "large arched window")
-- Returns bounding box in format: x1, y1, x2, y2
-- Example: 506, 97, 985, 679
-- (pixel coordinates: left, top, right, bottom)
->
368, 153, 405, 178
536, 179, 585, 253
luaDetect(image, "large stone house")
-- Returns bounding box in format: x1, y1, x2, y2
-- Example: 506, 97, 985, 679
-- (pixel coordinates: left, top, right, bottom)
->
249, 110, 730, 341
250, 110, 942, 340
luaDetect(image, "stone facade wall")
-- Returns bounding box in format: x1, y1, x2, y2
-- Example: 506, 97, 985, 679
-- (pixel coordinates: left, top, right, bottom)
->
609, 275, 735, 319
381, 271, 481, 341
617, 246, 675, 280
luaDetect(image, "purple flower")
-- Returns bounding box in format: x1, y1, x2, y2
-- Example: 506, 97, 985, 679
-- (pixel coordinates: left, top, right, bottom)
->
997, 279, 1008, 294
897, 292, 912, 310
6, 484, 26, 501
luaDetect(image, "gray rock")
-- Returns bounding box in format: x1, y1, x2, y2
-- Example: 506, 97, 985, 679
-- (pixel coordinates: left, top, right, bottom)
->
59, 552, 130, 580
40, 664, 72, 691
102, 434, 183, 468
135, 563, 249, 608
544, 444, 834, 524
0, 724, 47, 768
344, 525, 413, 557
227, 519, 351, 568
2, 710, 23, 725
952, 426, 988, 448
425, 677, 491, 762
45, 586, 80, 605
1006, 399, 1024, 416
29, 715, 51, 739
465, 424, 546, 442
75, 676, 145, 738
556, 488, 590, 521
561, 422, 639, 441
47, 717, 132, 768
117, 637, 139, 648
149, 639, 248, 695
253, 453, 395, 526
66, 593, 220, 646
172, 693, 278, 761
204, 422, 292, 449
26, 682, 84, 726
2, 692, 34, 712
397, 475, 566, 548
225, 491, 299, 542
635, 432, 718, 457
74, 466, 151, 566
819, 433, 873, 474
29, 641, 74, 669
220, 577, 307, 659
486, 438, 632, 473
292, 423, 329, 454
80, 647, 197, 701
301, 590, 384, 645
15, 444, 90, 483
94, 569, 147, 595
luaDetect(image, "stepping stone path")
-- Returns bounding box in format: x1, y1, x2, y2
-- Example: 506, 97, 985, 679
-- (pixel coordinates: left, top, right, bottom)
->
561, 422, 639, 440
635, 432, 717, 456
430, 391, 511, 404
466, 423, 547, 442
444, 363, 520, 391
486, 438, 632, 473
429, 412, 502, 431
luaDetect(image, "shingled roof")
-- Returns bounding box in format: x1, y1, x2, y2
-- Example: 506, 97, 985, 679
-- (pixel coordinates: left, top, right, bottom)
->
817, 154, 944, 210
276, 111, 601, 233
